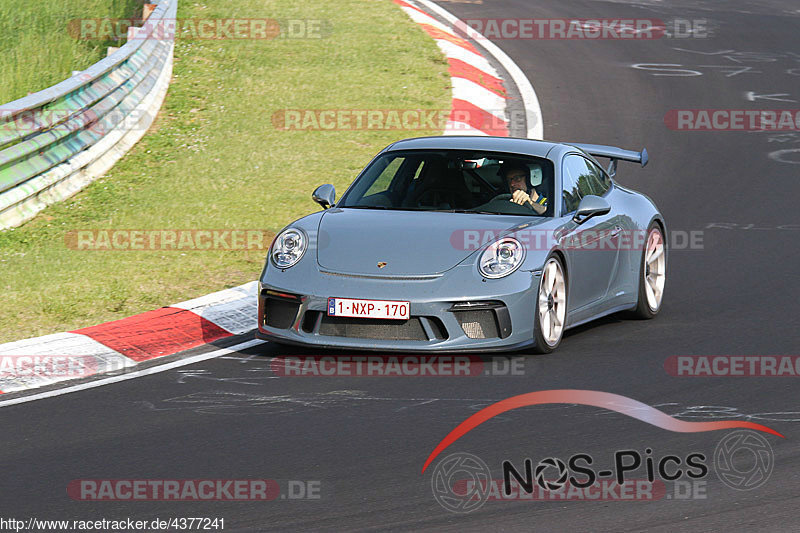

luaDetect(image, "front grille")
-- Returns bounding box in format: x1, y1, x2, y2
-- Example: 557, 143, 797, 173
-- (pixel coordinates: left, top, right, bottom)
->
318, 316, 428, 341
264, 298, 301, 329
453, 310, 500, 339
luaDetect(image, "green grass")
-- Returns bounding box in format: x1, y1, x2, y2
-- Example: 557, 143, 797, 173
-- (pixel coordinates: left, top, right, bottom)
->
0, 0, 451, 342
0, 0, 142, 104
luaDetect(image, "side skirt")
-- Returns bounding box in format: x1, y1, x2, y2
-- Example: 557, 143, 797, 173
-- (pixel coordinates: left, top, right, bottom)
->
565, 303, 636, 331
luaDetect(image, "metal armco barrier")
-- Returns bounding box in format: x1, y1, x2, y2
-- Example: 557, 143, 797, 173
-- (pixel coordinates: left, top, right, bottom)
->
0, 0, 177, 229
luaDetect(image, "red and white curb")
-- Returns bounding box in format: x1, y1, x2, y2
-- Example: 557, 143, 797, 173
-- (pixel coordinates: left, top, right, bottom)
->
0, 282, 257, 395
395, 0, 543, 139
394, 0, 509, 136
0, 0, 543, 400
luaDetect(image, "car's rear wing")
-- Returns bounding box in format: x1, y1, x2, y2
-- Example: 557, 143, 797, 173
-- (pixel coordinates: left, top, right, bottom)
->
570, 143, 648, 178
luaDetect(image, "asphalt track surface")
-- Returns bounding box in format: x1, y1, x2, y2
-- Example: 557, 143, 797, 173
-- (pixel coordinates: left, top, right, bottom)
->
2, 0, 800, 531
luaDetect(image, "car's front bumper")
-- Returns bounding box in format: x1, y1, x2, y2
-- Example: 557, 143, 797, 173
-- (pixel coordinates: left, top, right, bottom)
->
257, 261, 542, 353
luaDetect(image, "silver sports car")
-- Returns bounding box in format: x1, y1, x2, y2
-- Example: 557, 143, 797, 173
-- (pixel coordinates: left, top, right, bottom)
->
257, 136, 666, 353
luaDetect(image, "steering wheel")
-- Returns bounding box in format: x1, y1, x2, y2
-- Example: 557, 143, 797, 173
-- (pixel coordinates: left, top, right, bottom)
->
489, 193, 513, 202
492, 192, 536, 209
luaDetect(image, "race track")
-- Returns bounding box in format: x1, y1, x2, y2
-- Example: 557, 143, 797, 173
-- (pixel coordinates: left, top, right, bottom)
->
2, 0, 799, 530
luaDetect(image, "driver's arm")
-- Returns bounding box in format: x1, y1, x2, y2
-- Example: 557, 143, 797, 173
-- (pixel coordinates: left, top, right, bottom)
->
530, 188, 548, 214
511, 189, 547, 214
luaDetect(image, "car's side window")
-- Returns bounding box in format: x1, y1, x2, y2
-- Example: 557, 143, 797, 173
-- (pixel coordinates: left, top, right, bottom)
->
562, 155, 613, 214
584, 159, 612, 196
561, 155, 584, 214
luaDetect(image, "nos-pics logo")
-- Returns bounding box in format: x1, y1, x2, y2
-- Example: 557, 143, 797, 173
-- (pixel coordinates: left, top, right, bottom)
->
431, 430, 774, 513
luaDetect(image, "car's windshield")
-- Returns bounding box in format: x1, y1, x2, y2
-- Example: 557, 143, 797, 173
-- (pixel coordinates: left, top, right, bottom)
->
337, 150, 555, 216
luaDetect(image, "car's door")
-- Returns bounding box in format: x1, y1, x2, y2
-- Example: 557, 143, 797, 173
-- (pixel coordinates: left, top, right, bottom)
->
559, 154, 621, 312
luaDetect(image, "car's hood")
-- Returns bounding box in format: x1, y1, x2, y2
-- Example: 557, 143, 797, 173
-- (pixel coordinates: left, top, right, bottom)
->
316, 208, 550, 276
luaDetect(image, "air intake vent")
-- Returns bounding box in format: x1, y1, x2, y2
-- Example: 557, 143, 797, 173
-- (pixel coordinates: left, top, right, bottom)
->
453, 310, 500, 339
264, 298, 300, 329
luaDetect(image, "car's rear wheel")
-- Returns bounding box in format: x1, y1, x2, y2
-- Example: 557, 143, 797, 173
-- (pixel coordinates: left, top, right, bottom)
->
631, 223, 666, 318
533, 256, 567, 353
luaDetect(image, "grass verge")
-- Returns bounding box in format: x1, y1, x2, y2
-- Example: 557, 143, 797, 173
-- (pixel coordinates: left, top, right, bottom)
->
0, 0, 141, 104
0, 0, 451, 342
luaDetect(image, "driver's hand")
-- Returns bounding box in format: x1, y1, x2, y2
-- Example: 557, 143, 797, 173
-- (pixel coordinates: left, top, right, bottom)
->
511, 190, 531, 206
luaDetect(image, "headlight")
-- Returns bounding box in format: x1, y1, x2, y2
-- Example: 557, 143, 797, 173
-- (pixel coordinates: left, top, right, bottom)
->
271, 228, 307, 269
479, 237, 525, 279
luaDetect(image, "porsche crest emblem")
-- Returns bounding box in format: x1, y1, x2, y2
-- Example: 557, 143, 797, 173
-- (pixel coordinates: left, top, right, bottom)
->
377, 262, 387, 268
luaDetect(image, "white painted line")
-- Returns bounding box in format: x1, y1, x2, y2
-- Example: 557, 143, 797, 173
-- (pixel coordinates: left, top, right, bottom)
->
413, 0, 544, 139
0, 339, 265, 408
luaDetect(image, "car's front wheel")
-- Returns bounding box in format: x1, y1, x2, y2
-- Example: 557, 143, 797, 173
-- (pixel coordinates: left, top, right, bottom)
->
532, 256, 567, 353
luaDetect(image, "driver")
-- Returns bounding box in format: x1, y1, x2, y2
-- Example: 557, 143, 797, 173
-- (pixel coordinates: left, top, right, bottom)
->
500, 161, 548, 215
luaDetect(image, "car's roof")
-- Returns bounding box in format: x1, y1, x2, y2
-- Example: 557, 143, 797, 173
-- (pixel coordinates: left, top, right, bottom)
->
383, 135, 567, 159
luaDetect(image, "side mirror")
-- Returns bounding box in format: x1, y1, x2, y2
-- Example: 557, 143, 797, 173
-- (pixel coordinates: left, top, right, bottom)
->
312, 184, 335, 209
572, 195, 610, 224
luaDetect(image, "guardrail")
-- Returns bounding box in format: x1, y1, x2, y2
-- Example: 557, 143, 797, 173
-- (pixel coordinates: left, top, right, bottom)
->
0, 0, 177, 229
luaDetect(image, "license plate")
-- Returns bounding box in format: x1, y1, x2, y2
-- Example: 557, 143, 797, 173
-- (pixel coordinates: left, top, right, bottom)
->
327, 298, 410, 320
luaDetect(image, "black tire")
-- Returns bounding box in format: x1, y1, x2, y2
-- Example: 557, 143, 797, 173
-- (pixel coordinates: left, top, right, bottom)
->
532, 255, 567, 353
630, 223, 666, 319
